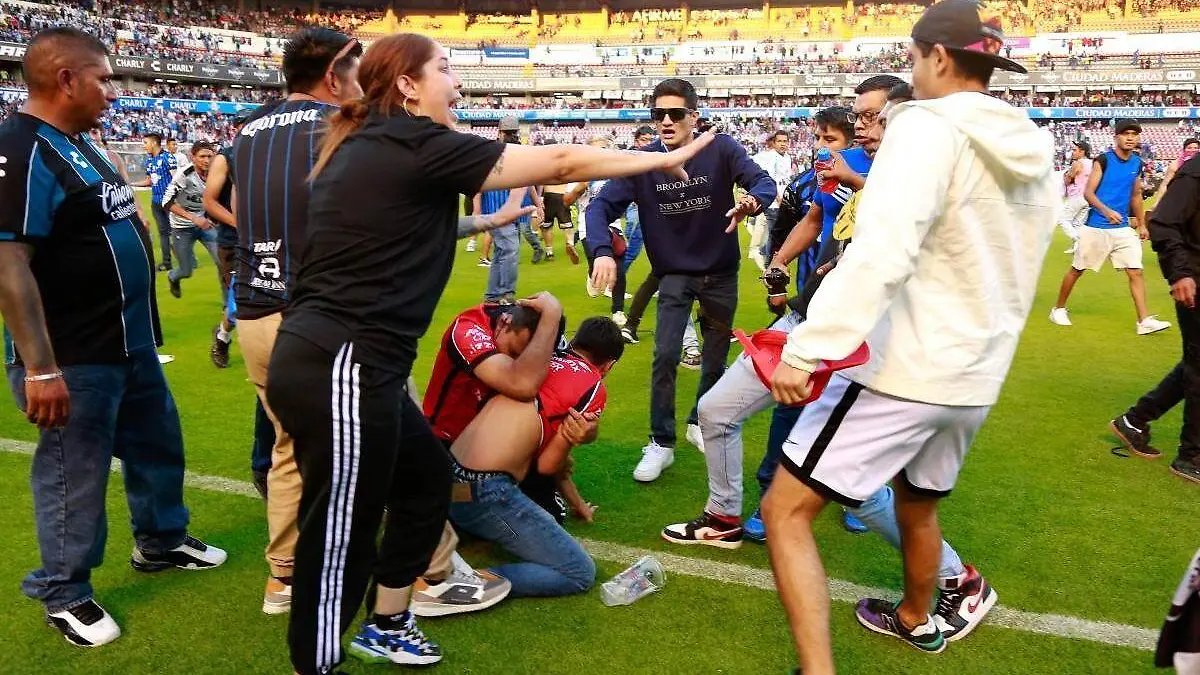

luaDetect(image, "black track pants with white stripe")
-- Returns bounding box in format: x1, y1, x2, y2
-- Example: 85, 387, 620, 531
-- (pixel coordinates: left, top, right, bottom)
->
267, 333, 451, 675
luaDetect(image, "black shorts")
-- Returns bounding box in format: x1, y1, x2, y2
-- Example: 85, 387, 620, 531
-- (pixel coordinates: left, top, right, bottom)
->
542, 192, 572, 229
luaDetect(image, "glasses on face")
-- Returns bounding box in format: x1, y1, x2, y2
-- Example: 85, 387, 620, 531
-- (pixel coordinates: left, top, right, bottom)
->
847, 109, 881, 126
650, 107, 694, 123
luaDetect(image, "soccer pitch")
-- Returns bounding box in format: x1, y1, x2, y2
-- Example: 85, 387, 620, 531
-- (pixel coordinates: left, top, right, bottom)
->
0, 192, 1194, 674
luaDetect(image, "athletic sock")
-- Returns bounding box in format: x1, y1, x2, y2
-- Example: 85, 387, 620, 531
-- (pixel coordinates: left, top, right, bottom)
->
374, 610, 412, 631
707, 511, 741, 526
216, 328, 231, 343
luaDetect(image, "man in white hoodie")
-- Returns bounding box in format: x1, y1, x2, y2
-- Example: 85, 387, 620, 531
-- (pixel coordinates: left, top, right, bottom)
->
763, 1, 1059, 670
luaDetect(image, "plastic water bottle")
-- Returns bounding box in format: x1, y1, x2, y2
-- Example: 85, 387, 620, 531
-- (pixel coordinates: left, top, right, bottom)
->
815, 147, 839, 194
600, 555, 666, 606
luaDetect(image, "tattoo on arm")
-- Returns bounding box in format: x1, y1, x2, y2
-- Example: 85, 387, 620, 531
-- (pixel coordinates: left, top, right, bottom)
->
488, 152, 505, 178
456, 215, 493, 239
0, 245, 57, 371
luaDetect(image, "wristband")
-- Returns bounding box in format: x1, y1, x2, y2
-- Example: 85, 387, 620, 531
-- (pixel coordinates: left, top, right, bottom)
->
24, 370, 63, 383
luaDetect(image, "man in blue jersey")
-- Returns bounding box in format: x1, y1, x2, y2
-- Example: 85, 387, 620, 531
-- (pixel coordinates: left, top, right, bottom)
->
130, 132, 177, 271
587, 77, 776, 483
229, 27, 363, 616
1050, 119, 1171, 335
0, 28, 225, 649
767, 76, 904, 278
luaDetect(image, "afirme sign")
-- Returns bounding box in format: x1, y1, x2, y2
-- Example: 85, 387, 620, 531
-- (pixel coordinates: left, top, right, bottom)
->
0, 41, 281, 86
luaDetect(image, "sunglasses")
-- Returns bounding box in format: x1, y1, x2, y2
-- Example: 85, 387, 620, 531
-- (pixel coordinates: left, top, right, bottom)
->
846, 109, 881, 126
650, 107, 695, 123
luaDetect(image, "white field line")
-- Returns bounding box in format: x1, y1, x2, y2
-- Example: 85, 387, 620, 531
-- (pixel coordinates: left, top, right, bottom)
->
0, 439, 1157, 651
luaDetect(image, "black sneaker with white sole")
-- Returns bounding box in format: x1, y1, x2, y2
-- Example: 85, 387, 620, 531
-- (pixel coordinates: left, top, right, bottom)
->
131, 535, 227, 572
661, 511, 744, 549
1110, 415, 1161, 458
1171, 457, 1200, 484
46, 599, 121, 647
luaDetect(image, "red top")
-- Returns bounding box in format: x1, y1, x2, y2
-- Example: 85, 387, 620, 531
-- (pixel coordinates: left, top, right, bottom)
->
424, 304, 501, 442
536, 350, 607, 448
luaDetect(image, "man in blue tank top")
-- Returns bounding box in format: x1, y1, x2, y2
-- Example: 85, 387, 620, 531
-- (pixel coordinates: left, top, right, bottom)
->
1050, 119, 1172, 335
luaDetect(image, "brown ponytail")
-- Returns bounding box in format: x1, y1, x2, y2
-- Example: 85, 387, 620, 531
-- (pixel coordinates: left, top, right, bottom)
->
309, 33, 438, 181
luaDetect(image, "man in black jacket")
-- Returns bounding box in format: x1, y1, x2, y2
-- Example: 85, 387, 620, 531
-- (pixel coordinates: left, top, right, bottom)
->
1137, 153, 1200, 484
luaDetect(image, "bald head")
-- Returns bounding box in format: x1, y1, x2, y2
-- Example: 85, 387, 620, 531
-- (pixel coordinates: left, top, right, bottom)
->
23, 27, 109, 95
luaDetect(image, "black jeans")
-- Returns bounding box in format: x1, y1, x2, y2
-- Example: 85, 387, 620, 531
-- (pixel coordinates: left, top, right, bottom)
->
267, 334, 451, 675
651, 272, 738, 447
627, 273, 660, 329
150, 202, 172, 266
1174, 302, 1199, 463
1126, 362, 1183, 429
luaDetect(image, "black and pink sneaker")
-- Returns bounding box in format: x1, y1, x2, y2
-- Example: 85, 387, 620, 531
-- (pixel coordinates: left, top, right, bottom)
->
934, 564, 998, 641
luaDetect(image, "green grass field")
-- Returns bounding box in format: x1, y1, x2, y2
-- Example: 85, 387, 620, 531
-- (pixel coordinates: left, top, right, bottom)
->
0, 192, 1195, 674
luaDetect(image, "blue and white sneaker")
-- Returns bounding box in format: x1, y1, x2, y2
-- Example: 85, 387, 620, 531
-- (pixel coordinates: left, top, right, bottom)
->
349, 611, 443, 666
744, 508, 766, 543
842, 510, 869, 534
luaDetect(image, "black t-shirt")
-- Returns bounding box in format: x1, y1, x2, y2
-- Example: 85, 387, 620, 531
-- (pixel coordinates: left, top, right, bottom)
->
212, 146, 237, 249
230, 99, 333, 320
0, 113, 160, 366
279, 111, 504, 375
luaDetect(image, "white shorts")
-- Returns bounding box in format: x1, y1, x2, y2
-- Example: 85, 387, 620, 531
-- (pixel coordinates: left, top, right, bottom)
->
780, 374, 991, 506
1072, 226, 1143, 272
1058, 195, 1089, 234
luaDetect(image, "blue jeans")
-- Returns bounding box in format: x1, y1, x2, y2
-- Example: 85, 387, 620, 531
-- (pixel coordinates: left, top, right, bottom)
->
251, 395, 275, 475
486, 223, 520, 301
150, 202, 172, 265
519, 217, 545, 255
449, 476, 596, 597
622, 217, 644, 271
7, 348, 190, 612
167, 225, 219, 284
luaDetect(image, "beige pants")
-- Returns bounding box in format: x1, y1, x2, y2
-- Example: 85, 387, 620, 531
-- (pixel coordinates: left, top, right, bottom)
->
239, 311, 299, 578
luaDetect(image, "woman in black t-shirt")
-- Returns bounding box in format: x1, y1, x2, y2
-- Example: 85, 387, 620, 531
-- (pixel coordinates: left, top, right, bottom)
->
267, 33, 712, 675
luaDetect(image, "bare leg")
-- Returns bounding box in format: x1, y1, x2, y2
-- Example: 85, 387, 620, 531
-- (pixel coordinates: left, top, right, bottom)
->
1055, 267, 1085, 308
542, 227, 554, 252
892, 480, 942, 630
763, 468, 834, 675
1126, 268, 1149, 322
374, 584, 413, 616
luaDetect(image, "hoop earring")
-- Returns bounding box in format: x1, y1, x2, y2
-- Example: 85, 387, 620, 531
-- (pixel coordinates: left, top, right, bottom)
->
401, 96, 424, 118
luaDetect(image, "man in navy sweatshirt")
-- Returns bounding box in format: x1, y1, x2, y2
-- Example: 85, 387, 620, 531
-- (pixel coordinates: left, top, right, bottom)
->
588, 78, 777, 483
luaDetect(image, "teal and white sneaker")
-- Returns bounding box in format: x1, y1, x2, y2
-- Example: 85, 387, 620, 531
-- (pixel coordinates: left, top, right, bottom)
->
854, 598, 946, 654
349, 611, 442, 666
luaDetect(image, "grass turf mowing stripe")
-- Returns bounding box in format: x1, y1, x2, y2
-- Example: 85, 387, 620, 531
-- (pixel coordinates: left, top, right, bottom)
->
0, 437, 1159, 653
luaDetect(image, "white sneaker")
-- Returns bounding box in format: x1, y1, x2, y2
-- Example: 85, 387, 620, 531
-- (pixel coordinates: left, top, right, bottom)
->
586, 279, 599, 298
1048, 307, 1072, 326
633, 442, 674, 482
466, 239, 477, 252
685, 423, 705, 454
612, 311, 627, 328
157, 354, 175, 364
410, 553, 511, 618
1137, 315, 1171, 335
46, 599, 121, 647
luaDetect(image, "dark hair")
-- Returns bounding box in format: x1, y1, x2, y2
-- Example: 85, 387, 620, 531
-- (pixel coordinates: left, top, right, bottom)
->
771, 130, 790, 141
813, 107, 854, 142
1184, 137, 1200, 150
652, 78, 698, 110
190, 141, 216, 155
855, 75, 906, 95
311, 33, 436, 179
887, 82, 914, 103
282, 27, 362, 95
503, 304, 541, 334
570, 317, 625, 365
144, 132, 163, 145
913, 41, 994, 86
23, 27, 109, 94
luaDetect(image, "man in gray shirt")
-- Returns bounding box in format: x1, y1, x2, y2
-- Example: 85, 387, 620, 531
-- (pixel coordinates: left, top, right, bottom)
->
162, 141, 220, 299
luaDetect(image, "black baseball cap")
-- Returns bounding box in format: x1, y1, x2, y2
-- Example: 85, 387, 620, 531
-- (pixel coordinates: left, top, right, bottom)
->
911, 0, 1027, 74
1114, 119, 1142, 135
1072, 139, 1092, 157
634, 125, 656, 138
